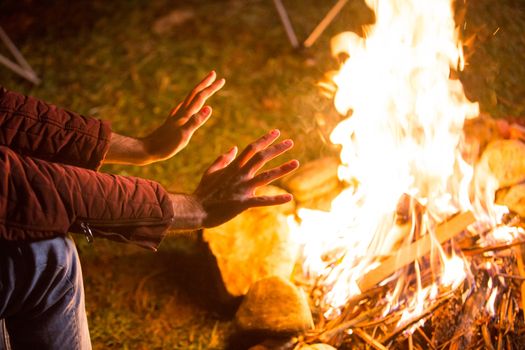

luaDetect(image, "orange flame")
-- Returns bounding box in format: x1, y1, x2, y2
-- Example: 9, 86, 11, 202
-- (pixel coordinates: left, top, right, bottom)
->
290, 0, 510, 321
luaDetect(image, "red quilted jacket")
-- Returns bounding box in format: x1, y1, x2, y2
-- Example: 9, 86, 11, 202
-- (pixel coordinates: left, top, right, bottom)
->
0, 87, 174, 251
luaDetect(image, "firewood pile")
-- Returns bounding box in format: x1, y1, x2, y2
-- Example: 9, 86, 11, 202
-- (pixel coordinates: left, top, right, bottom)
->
293, 217, 525, 349
281, 115, 525, 350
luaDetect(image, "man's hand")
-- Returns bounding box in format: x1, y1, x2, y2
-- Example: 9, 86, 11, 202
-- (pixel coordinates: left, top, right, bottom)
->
104, 71, 225, 165
169, 130, 299, 230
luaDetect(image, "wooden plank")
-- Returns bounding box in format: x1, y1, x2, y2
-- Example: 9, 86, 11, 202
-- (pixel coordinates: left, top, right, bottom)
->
357, 211, 475, 292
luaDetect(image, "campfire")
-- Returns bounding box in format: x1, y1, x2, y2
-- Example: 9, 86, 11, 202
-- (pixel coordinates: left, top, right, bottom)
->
203, 0, 525, 348
284, 0, 525, 348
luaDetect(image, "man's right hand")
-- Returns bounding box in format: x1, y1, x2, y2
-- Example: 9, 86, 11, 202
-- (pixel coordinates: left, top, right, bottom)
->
169, 129, 299, 230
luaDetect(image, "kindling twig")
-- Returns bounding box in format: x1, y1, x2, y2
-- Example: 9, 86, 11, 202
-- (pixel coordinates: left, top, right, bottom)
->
416, 326, 436, 350
482, 324, 495, 350
514, 245, 525, 313
316, 305, 384, 343
463, 239, 525, 256
380, 293, 453, 344
353, 328, 388, 350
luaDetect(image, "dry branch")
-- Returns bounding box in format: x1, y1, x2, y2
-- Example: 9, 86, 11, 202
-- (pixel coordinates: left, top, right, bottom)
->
358, 211, 475, 292
513, 245, 525, 311
463, 238, 525, 256
352, 328, 388, 350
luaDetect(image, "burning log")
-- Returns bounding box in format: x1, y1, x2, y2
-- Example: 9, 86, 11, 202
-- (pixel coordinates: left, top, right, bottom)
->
498, 184, 525, 218
481, 140, 525, 188
281, 157, 341, 207
357, 211, 476, 292
462, 113, 506, 157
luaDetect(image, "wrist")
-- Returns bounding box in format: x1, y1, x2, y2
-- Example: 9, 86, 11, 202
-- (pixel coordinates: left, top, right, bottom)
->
104, 133, 151, 165
168, 193, 206, 231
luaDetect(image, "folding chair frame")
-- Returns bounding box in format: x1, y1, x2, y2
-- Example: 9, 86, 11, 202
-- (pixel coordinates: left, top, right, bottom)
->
272, 0, 349, 49
0, 26, 40, 85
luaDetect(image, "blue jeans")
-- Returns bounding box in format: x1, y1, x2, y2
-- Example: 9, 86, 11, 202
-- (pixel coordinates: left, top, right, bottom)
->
0, 236, 91, 349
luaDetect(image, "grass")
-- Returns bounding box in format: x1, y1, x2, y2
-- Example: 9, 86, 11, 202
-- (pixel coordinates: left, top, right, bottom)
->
1, 0, 524, 348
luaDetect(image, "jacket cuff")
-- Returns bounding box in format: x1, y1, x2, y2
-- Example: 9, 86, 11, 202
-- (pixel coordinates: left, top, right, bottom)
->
90, 119, 112, 171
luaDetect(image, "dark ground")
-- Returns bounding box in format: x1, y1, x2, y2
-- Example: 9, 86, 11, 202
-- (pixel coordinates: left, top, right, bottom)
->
1, 0, 524, 348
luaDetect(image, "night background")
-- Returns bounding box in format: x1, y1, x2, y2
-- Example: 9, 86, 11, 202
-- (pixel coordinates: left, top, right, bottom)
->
1, 0, 524, 348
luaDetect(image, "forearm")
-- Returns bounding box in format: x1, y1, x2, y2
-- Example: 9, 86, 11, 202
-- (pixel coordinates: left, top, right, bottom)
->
104, 133, 151, 166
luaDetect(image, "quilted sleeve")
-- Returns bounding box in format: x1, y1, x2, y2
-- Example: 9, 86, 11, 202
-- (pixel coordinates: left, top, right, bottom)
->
0, 146, 173, 251
0, 86, 111, 170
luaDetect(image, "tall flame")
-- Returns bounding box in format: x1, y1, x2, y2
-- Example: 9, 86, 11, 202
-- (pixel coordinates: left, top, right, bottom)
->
290, 0, 503, 320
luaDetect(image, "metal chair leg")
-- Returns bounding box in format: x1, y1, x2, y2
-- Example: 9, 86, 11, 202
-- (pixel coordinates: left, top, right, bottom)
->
0, 26, 40, 85
272, 0, 300, 48
271, 0, 350, 49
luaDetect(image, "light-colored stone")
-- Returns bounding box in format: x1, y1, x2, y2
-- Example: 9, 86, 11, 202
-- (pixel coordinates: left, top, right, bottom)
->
235, 276, 314, 335
203, 186, 297, 297
463, 114, 504, 157
300, 344, 337, 350
479, 139, 525, 188
282, 157, 341, 202
498, 183, 525, 217
247, 339, 295, 350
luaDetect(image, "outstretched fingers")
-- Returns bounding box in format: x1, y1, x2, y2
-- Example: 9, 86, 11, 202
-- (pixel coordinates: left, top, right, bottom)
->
185, 71, 217, 103
242, 139, 294, 176
169, 102, 183, 117
205, 146, 238, 175
243, 193, 294, 208
182, 72, 225, 118
234, 129, 281, 168
247, 159, 299, 187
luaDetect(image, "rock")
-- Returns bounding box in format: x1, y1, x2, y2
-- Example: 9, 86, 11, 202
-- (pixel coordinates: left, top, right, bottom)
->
463, 113, 504, 157
152, 9, 195, 34
245, 339, 336, 350
281, 157, 341, 203
203, 186, 297, 297
235, 276, 314, 335
299, 344, 337, 350
497, 183, 525, 217
248, 346, 270, 350
479, 139, 525, 188
247, 338, 296, 350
